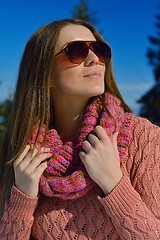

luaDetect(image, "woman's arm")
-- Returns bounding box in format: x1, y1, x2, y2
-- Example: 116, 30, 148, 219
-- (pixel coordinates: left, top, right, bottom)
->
98, 174, 160, 239
80, 118, 160, 239
0, 186, 38, 240
0, 145, 52, 239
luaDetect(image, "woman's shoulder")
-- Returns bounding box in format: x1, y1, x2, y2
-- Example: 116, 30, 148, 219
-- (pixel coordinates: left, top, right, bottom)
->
132, 115, 159, 129
130, 115, 160, 142
125, 116, 160, 172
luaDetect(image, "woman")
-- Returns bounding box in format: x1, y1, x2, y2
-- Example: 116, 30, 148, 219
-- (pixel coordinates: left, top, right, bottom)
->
0, 18, 160, 239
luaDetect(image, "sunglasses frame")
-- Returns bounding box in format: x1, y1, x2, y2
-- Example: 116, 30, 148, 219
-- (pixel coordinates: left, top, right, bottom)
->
54, 40, 111, 65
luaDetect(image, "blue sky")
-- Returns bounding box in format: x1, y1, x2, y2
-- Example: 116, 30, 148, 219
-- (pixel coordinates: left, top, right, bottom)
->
0, 0, 159, 114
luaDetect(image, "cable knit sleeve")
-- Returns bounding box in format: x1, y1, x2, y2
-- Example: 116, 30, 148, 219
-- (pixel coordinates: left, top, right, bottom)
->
0, 186, 38, 240
98, 117, 160, 239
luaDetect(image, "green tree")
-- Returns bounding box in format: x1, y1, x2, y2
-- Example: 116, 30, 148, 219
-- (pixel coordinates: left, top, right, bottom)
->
147, 11, 160, 82
72, 0, 97, 25
0, 92, 12, 145
138, 6, 160, 125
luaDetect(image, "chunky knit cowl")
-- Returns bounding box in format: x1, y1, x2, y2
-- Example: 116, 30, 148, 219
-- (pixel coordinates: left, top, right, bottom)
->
30, 92, 134, 200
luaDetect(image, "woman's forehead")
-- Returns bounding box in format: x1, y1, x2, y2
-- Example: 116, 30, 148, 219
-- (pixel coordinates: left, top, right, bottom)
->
56, 24, 96, 50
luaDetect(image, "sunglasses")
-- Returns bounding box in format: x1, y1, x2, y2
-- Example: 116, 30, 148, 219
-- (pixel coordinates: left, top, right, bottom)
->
54, 40, 111, 65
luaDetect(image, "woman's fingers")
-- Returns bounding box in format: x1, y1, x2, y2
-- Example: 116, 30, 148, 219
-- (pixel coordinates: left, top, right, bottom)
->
24, 152, 51, 175
14, 145, 31, 166
93, 126, 119, 150
88, 133, 99, 147
13, 145, 51, 197
80, 126, 121, 195
94, 126, 110, 142
14, 145, 51, 168
111, 132, 119, 151
82, 140, 92, 153
14, 145, 51, 172
82, 126, 116, 154
79, 151, 86, 161
35, 161, 48, 178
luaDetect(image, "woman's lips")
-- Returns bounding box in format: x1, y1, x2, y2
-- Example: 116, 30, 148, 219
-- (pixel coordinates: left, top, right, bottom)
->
84, 72, 101, 78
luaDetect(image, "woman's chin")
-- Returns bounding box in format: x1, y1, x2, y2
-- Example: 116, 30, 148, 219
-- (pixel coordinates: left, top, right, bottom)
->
87, 87, 105, 97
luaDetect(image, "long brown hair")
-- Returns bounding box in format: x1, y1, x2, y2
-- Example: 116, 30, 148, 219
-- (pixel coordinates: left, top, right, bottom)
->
0, 18, 132, 216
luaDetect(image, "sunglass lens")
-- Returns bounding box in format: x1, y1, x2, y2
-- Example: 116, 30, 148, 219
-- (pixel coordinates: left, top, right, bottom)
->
93, 42, 111, 63
67, 42, 88, 64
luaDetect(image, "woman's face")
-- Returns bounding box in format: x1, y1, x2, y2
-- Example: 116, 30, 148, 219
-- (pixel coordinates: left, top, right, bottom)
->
52, 24, 106, 99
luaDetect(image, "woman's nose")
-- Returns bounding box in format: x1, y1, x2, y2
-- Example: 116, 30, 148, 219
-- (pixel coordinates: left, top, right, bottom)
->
84, 49, 99, 66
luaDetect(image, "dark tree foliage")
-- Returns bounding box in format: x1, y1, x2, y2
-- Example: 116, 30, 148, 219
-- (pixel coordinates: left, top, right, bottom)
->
147, 13, 160, 82
138, 6, 160, 126
138, 83, 160, 125
72, 0, 97, 25
0, 97, 12, 145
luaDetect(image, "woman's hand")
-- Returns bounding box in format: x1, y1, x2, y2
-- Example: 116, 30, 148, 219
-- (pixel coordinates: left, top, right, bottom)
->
13, 145, 52, 198
79, 126, 122, 195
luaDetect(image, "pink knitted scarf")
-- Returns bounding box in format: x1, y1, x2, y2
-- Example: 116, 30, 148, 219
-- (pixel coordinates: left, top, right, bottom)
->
30, 92, 134, 200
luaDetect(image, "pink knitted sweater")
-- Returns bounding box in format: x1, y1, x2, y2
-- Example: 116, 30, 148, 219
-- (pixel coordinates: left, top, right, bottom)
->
0, 116, 160, 239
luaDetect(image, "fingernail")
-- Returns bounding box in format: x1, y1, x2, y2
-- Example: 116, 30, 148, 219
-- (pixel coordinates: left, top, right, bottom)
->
43, 147, 51, 152
30, 144, 34, 149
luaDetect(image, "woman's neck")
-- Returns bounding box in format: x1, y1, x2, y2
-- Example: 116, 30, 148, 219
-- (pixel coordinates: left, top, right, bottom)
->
52, 94, 89, 139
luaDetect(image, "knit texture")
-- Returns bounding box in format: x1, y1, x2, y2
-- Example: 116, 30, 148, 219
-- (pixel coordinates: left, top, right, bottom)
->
29, 92, 134, 199
0, 116, 160, 239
